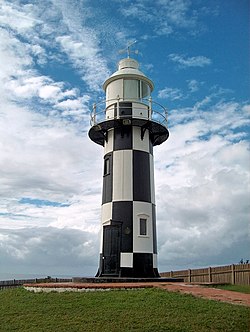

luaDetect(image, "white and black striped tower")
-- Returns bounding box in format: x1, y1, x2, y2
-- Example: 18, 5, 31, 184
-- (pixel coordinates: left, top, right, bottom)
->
89, 51, 169, 278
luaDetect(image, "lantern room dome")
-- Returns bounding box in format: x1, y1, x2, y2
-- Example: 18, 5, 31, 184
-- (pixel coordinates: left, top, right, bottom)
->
118, 58, 140, 70
103, 58, 154, 92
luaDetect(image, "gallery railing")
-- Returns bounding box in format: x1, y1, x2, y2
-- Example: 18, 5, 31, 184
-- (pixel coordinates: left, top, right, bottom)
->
90, 97, 168, 128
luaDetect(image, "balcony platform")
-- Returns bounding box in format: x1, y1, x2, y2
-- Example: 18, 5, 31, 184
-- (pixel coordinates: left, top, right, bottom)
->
89, 117, 169, 147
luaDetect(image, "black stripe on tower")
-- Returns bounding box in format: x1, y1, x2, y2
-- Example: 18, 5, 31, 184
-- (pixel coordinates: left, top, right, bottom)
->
102, 152, 113, 204
133, 253, 159, 277
133, 150, 151, 202
112, 201, 133, 252
113, 125, 132, 151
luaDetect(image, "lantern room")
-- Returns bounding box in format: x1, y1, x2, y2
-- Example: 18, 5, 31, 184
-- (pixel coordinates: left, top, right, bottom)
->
103, 58, 154, 121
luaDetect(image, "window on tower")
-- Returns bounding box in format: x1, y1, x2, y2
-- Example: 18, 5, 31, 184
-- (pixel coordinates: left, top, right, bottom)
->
124, 79, 139, 99
141, 81, 150, 98
104, 157, 110, 176
106, 79, 122, 101
123, 79, 150, 100
139, 218, 147, 236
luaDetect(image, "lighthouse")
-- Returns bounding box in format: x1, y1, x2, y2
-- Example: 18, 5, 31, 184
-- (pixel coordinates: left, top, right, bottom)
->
89, 54, 169, 278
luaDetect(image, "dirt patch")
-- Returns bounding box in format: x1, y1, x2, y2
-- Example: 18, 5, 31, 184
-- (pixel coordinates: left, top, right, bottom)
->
156, 283, 250, 307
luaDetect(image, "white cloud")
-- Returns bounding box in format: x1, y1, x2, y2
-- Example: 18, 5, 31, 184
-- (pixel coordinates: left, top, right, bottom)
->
169, 53, 212, 68
0, 108, 102, 235
0, 227, 99, 276
154, 100, 250, 270
0, 2, 40, 33
39, 85, 63, 100
187, 79, 200, 92
55, 98, 83, 110
4, 71, 90, 122
120, 4, 152, 22
157, 0, 197, 29
118, 0, 202, 36
158, 87, 184, 100
0, 1, 105, 243
0, 22, 101, 231
242, 104, 250, 114
0, 0, 110, 93
56, 35, 110, 91
0, 29, 32, 82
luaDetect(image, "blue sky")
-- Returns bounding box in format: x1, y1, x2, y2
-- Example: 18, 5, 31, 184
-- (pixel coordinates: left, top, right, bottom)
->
0, 0, 249, 278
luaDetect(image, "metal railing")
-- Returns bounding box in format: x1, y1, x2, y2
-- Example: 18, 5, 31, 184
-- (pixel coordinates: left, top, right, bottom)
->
90, 97, 168, 128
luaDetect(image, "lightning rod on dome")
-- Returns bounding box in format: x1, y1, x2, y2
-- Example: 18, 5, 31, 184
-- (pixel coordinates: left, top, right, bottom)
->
119, 40, 139, 58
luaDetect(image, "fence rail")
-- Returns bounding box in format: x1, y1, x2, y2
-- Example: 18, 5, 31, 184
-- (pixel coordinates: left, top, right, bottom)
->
0, 277, 72, 290
160, 264, 250, 285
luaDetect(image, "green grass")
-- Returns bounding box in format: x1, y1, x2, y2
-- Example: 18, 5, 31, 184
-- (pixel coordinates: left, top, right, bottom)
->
207, 284, 250, 294
0, 288, 249, 332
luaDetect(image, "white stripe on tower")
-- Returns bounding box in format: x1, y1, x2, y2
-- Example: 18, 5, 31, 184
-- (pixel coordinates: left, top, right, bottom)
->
133, 201, 153, 253
132, 126, 150, 152
104, 129, 114, 155
150, 154, 156, 205
112, 150, 133, 201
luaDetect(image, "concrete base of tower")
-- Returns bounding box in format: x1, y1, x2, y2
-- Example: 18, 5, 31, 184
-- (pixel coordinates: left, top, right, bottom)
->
73, 276, 184, 283
96, 252, 161, 278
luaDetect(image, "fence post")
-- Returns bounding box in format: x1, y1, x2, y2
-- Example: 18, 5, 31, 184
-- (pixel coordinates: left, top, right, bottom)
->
208, 267, 212, 283
170, 271, 173, 278
231, 264, 235, 285
188, 269, 191, 283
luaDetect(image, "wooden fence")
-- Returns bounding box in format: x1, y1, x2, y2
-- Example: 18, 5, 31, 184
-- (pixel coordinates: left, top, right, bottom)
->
160, 264, 250, 285
0, 277, 72, 290
1, 265, 250, 288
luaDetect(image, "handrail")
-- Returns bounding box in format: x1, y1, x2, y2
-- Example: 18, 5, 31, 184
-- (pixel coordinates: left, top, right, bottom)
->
90, 97, 168, 128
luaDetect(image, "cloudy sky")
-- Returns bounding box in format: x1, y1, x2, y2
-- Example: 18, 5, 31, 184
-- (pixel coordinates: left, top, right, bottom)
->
0, 0, 249, 279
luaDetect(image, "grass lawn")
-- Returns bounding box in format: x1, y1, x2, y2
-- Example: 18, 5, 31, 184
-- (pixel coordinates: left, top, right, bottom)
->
207, 284, 250, 294
0, 287, 249, 332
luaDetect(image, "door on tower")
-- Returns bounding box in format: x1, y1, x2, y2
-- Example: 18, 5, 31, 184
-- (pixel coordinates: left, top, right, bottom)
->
102, 225, 121, 275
